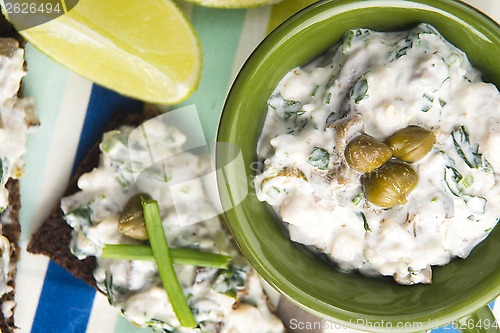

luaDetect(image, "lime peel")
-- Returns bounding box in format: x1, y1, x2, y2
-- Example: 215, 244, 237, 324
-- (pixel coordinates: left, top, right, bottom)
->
184, 0, 283, 8
20, 0, 201, 104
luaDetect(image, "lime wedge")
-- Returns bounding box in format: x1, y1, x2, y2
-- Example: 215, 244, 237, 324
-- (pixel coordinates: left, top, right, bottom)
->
20, 0, 201, 104
184, 0, 283, 8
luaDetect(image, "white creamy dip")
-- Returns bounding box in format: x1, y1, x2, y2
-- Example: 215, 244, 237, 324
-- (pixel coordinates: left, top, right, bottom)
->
62, 116, 284, 333
0, 37, 37, 319
255, 24, 500, 285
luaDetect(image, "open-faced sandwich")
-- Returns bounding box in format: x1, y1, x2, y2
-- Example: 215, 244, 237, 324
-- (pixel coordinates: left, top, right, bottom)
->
28, 110, 286, 333
0, 15, 38, 333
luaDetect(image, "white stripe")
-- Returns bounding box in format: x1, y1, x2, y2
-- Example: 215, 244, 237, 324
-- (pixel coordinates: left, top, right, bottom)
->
86, 292, 120, 333
15, 70, 92, 332
493, 297, 500, 321
23, 72, 92, 243
462, 0, 500, 23
229, 6, 271, 85
15, 249, 49, 333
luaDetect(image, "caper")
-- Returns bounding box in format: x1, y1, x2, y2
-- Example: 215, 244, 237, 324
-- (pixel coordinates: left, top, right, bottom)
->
385, 126, 435, 163
118, 193, 152, 240
362, 161, 418, 208
345, 134, 392, 172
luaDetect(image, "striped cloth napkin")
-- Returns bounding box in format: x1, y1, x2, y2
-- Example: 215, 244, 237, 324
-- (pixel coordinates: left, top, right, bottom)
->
14, 1, 500, 332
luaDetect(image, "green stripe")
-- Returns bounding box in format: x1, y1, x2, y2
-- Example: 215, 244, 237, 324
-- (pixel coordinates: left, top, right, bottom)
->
267, 0, 318, 33
19, 44, 69, 245
177, 7, 247, 145
114, 315, 154, 333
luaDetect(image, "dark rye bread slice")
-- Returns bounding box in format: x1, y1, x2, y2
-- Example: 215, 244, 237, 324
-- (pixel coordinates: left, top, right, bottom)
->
0, 180, 21, 333
27, 107, 297, 333
0, 13, 30, 333
27, 110, 148, 289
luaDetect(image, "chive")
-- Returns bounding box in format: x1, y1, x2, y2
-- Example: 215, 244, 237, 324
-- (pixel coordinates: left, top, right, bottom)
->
102, 244, 231, 269
352, 193, 363, 206
142, 199, 196, 328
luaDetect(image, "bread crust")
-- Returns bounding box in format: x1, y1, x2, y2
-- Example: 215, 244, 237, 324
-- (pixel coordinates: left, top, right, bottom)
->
0, 180, 21, 333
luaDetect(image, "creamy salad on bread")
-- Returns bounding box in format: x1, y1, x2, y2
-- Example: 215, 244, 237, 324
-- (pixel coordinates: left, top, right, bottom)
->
30, 113, 285, 333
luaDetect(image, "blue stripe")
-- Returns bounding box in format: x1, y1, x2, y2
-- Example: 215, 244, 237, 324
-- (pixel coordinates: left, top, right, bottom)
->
432, 324, 457, 333
31, 261, 95, 333
72, 84, 143, 173
32, 85, 143, 333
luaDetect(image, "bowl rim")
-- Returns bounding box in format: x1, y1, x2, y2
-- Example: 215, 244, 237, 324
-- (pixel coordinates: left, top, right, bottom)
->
216, 0, 500, 331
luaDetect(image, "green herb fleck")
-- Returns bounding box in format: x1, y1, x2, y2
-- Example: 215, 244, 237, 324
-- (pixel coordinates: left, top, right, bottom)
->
67, 205, 92, 221
307, 148, 330, 170
287, 118, 308, 135
115, 174, 130, 188
104, 272, 115, 306
284, 110, 306, 119
0, 159, 3, 185
442, 166, 486, 214
325, 92, 332, 104
212, 265, 248, 299
452, 126, 483, 169
482, 157, 494, 173
460, 174, 474, 188
358, 212, 371, 232
100, 131, 127, 153
265, 186, 281, 197
311, 85, 319, 97
423, 94, 434, 102
421, 105, 432, 112
351, 78, 368, 104
326, 112, 336, 124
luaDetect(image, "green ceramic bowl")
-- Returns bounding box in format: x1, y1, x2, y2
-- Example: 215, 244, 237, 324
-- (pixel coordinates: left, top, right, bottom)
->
217, 0, 500, 332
